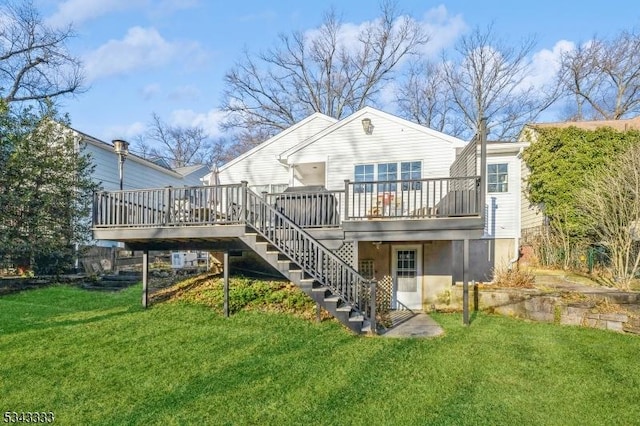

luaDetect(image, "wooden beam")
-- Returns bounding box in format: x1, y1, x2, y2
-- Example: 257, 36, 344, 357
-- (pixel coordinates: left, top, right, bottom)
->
223, 251, 229, 318
462, 239, 469, 326
142, 250, 149, 308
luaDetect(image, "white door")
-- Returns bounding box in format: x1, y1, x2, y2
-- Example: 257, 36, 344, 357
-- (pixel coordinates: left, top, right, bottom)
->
392, 245, 423, 310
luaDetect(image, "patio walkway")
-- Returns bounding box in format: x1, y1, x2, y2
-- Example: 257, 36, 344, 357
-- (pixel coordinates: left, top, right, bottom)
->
380, 312, 444, 338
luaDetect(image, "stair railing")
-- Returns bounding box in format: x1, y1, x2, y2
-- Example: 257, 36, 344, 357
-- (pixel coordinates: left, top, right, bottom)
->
242, 183, 375, 329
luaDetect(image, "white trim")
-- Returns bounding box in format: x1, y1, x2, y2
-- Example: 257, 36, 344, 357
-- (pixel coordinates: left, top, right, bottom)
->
279, 106, 466, 162
219, 113, 336, 172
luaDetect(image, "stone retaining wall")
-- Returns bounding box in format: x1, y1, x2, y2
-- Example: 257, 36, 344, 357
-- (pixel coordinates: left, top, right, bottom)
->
440, 285, 640, 334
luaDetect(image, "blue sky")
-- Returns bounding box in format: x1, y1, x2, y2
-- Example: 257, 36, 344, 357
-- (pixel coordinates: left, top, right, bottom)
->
34, 0, 640, 144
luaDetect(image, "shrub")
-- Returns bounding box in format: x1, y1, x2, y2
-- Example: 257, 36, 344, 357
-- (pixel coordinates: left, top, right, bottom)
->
492, 265, 535, 288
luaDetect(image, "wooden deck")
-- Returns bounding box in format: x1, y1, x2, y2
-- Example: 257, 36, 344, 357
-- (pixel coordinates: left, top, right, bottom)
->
91, 178, 483, 334
93, 177, 484, 248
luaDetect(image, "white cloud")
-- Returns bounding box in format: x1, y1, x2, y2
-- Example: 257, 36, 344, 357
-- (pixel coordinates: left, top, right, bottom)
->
46, 0, 146, 28
169, 108, 227, 138
83, 26, 203, 82
419, 5, 467, 57
304, 5, 466, 63
46, 0, 200, 27
523, 40, 575, 88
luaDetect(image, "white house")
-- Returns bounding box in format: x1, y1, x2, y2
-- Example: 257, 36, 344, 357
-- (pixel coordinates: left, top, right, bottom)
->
75, 130, 209, 191
93, 106, 526, 332
202, 107, 525, 306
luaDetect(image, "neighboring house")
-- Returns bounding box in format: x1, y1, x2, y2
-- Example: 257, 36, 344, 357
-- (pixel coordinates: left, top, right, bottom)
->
72, 128, 209, 246
74, 130, 209, 191
92, 106, 525, 333
517, 115, 640, 235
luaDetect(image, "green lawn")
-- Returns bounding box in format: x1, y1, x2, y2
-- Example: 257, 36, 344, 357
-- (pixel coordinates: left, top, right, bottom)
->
1, 283, 639, 425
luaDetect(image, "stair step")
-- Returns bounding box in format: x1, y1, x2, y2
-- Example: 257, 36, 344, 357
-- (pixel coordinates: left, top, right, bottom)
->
349, 314, 365, 323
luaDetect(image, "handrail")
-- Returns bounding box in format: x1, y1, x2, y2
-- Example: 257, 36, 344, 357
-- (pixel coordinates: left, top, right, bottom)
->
345, 175, 481, 219
243, 186, 374, 324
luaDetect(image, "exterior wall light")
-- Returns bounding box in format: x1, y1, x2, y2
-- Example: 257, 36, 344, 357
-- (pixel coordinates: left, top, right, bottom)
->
112, 139, 130, 191
361, 118, 373, 135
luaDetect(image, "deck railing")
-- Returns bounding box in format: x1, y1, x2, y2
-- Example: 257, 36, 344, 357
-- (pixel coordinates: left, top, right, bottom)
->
93, 184, 246, 228
93, 175, 481, 229
344, 176, 480, 220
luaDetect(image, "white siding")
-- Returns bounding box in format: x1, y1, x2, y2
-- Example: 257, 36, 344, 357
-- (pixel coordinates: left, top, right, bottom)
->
484, 153, 521, 239
286, 111, 460, 190
84, 141, 207, 191
217, 115, 335, 187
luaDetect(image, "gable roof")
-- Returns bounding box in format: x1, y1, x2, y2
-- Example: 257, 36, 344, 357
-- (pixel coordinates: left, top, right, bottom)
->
174, 164, 209, 177
217, 112, 337, 172
278, 106, 466, 161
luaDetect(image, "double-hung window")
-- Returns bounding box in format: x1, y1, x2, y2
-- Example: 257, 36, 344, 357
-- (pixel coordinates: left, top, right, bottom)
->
487, 163, 508, 192
377, 163, 397, 192
354, 164, 374, 193
401, 161, 422, 190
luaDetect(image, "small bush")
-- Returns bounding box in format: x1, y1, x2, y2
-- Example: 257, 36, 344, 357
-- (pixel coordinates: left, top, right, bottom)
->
492, 265, 535, 288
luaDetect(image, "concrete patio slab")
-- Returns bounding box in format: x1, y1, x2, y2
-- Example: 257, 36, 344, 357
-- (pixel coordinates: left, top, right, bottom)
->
381, 313, 445, 338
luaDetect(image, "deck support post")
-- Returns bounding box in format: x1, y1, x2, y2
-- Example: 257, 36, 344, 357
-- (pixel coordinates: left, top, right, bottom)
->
369, 280, 377, 335
223, 251, 229, 318
462, 239, 470, 326
142, 250, 149, 308
316, 302, 321, 323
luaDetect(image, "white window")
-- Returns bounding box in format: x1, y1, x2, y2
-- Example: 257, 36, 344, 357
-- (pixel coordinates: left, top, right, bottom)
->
354, 164, 374, 193
488, 164, 508, 193
353, 161, 422, 192
401, 161, 422, 190
377, 163, 397, 192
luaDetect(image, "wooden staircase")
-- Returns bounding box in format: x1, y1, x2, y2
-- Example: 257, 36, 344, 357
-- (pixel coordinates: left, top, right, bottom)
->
240, 231, 367, 333
240, 189, 375, 334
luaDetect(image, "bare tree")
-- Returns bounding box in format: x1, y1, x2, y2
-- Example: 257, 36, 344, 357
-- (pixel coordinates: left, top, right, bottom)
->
0, 0, 84, 105
140, 113, 213, 169
220, 1, 429, 144
395, 60, 464, 136
441, 24, 559, 140
559, 29, 640, 120
579, 144, 640, 289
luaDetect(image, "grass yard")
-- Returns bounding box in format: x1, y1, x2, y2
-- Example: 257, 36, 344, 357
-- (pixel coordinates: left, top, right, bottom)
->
1, 282, 639, 425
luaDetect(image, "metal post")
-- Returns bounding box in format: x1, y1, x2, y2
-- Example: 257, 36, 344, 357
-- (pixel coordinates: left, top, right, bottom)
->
223, 251, 229, 318
463, 239, 469, 326
369, 280, 377, 335
118, 155, 125, 191
316, 302, 321, 323
142, 250, 149, 308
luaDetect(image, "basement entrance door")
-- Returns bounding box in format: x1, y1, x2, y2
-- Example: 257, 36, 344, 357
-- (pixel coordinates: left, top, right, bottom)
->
392, 245, 422, 310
